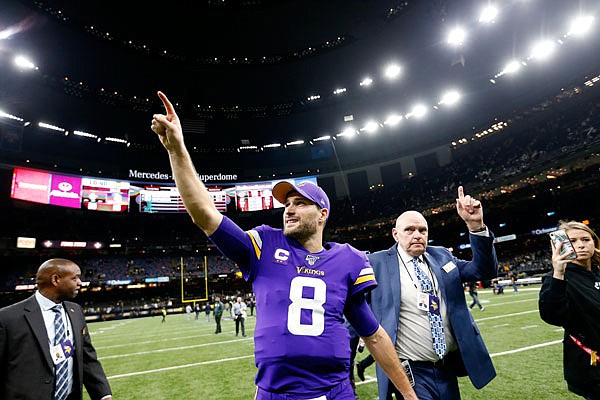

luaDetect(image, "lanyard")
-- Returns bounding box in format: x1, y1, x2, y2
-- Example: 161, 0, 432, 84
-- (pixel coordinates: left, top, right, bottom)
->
570, 334, 599, 366
397, 248, 439, 294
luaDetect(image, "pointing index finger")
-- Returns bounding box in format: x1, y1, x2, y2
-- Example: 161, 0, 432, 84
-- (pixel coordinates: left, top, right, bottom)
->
157, 91, 175, 115
457, 185, 464, 199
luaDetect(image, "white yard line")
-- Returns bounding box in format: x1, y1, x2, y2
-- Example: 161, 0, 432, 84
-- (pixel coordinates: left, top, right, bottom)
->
106, 338, 564, 381
473, 309, 539, 321
108, 355, 254, 379
95, 332, 228, 350
101, 337, 253, 359
490, 340, 563, 357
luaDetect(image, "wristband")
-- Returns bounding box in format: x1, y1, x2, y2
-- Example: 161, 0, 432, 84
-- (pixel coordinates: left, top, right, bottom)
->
469, 225, 487, 233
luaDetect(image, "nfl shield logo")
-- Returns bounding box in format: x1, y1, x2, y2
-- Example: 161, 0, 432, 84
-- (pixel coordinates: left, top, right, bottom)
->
305, 254, 319, 266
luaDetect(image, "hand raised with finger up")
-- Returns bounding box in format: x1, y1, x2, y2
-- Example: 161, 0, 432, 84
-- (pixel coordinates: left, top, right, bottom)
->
456, 186, 485, 232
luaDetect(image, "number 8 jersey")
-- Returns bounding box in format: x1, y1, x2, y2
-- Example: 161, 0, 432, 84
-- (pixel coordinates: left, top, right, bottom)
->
209, 216, 377, 396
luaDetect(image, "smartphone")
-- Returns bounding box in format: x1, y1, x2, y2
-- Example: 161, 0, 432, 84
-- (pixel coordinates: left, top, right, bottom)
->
549, 229, 577, 259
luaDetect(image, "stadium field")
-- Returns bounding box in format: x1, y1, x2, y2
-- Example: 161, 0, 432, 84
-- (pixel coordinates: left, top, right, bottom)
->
85, 287, 579, 400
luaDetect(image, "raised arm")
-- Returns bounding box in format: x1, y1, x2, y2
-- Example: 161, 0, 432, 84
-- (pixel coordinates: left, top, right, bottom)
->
456, 185, 485, 232
151, 91, 223, 235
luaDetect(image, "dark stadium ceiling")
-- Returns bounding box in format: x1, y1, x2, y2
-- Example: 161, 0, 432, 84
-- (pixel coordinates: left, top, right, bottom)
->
1, 0, 600, 152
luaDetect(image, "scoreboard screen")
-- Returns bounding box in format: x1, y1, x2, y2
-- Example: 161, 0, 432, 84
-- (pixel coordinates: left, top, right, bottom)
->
139, 186, 185, 213
138, 185, 230, 213
11, 168, 83, 209
9, 167, 319, 216
235, 182, 274, 212
235, 176, 318, 212
81, 178, 130, 212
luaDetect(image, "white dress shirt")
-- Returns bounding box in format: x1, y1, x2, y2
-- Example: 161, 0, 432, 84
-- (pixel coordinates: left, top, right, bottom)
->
35, 291, 74, 396
395, 247, 457, 362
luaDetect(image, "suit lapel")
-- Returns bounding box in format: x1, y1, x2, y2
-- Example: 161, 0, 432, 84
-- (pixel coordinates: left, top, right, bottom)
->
23, 296, 54, 370
388, 245, 402, 317
64, 302, 83, 361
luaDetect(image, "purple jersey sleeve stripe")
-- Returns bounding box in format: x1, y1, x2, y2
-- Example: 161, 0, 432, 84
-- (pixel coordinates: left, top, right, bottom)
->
246, 230, 262, 259
354, 275, 376, 285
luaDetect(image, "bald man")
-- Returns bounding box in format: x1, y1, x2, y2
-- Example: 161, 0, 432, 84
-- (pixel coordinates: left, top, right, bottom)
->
367, 187, 498, 400
0, 258, 112, 400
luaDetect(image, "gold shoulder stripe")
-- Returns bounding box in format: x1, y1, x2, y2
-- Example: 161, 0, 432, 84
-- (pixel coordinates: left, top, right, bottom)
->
354, 274, 376, 285
246, 231, 261, 259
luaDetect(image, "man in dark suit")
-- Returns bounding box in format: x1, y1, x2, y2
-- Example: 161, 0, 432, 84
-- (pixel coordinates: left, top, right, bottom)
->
367, 186, 498, 400
0, 258, 112, 400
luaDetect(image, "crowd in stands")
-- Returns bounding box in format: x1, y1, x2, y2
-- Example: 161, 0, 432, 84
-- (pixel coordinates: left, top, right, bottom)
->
1, 86, 599, 311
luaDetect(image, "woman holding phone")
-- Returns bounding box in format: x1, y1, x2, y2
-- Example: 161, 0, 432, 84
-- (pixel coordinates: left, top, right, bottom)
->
539, 220, 600, 399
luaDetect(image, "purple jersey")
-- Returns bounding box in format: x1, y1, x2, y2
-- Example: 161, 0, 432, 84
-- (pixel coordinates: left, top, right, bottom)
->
210, 217, 376, 396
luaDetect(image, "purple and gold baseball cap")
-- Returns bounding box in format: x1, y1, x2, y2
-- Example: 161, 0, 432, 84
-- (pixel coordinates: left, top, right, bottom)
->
272, 181, 330, 213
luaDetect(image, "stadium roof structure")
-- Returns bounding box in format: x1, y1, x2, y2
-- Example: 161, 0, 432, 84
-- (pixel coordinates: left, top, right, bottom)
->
0, 0, 599, 166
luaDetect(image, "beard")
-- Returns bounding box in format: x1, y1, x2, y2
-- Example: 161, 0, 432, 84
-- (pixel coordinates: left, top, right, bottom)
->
284, 218, 318, 244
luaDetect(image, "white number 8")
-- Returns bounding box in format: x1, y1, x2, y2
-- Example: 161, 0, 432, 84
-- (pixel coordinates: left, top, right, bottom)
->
287, 276, 326, 336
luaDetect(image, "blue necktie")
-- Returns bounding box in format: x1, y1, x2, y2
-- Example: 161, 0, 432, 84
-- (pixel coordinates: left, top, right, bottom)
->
52, 305, 70, 400
412, 258, 447, 360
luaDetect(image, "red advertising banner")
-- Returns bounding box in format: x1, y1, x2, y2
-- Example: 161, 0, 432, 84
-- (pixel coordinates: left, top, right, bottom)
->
11, 168, 51, 204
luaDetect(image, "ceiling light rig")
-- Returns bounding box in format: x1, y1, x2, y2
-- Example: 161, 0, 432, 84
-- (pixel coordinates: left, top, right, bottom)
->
75, 4, 351, 67
2, 3, 597, 157
490, 13, 595, 83
11, 3, 593, 135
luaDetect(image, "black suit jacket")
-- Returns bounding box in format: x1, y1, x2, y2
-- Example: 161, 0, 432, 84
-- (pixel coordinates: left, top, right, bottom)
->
0, 294, 112, 400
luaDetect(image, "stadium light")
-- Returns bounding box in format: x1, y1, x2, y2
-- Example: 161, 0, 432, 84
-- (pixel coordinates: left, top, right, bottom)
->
406, 104, 428, 119
529, 39, 556, 60
338, 127, 357, 138
502, 60, 522, 75
567, 15, 594, 37
384, 64, 401, 80
361, 120, 380, 133
384, 114, 403, 126
73, 130, 97, 139
360, 77, 373, 87
237, 145, 258, 152
38, 122, 66, 132
13, 55, 36, 70
479, 5, 499, 24
439, 90, 461, 106
105, 137, 128, 144
447, 27, 467, 46
0, 110, 24, 121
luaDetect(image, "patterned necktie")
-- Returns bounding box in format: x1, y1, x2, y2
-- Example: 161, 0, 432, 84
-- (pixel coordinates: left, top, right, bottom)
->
412, 258, 446, 359
52, 305, 70, 400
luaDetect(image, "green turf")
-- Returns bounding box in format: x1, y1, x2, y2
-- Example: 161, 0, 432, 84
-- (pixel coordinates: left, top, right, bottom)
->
84, 288, 580, 399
